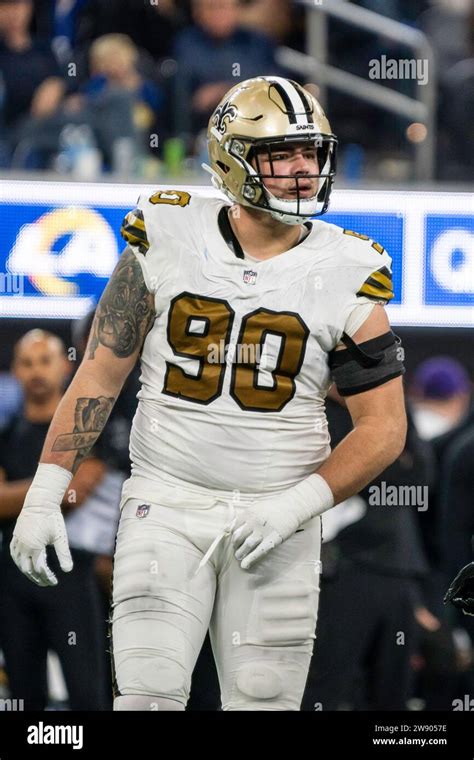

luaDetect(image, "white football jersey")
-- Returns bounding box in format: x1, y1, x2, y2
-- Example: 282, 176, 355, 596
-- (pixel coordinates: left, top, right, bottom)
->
120, 189, 394, 493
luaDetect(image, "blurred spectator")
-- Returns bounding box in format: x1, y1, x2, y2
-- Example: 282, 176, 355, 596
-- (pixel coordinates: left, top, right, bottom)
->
408, 361, 474, 709
420, 373, 474, 593
434, 0, 474, 179
51, 0, 89, 46
239, 0, 305, 50
439, 423, 474, 697
30, 0, 187, 58
89, 34, 162, 135
0, 329, 108, 710
0, 372, 22, 429
173, 0, 282, 138
0, 0, 65, 166
410, 357, 471, 440
71, 0, 188, 61
68, 34, 164, 160
418, 0, 473, 76
357, 0, 401, 20
418, 0, 474, 178
11, 31, 164, 174
57, 0, 187, 146
440, 56, 474, 178
32, 0, 91, 63
441, 426, 474, 586
356, 0, 432, 24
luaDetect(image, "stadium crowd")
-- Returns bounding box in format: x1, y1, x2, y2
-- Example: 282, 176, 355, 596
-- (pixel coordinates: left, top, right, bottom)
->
0, 0, 472, 179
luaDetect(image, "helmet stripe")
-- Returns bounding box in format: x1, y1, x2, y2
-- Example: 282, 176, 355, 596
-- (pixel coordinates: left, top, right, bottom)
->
293, 84, 314, 125
267, 76, 310, 126
269, 81, 297, 124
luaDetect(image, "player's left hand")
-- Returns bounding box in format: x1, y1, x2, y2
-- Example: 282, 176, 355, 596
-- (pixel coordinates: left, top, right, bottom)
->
231, 510, 285, 570
444, 562, 474, 616
230, 489, 301, 570
229, 474, 334, 570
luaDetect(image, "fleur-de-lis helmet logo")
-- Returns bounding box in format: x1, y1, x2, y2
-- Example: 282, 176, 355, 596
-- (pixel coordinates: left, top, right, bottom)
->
212, 100, 238, 136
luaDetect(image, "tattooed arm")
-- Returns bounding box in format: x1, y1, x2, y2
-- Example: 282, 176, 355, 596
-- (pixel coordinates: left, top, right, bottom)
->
10, 247, 154, 586
40, 247, 155, 473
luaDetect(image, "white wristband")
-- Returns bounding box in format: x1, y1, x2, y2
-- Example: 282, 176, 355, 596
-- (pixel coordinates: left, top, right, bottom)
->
292, 473, 335, 524
24, 463, 73, 511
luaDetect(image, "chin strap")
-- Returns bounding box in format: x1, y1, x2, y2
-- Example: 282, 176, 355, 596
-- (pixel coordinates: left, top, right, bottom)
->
203, 162, 314, 225
202, 162, 242, 208
201, 162, 224, 192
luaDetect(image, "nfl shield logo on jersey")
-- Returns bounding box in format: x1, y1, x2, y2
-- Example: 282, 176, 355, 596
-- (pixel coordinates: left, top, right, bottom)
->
136, 503, 150, 519
243, 269, 257, 285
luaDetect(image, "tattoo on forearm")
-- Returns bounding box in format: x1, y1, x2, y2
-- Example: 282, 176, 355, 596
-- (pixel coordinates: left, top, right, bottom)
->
88, 247, 155, 359
52, 396, 114, 472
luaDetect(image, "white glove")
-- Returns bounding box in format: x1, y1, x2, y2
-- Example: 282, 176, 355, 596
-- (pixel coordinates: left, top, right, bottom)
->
231, 474, 334, 570
10, 464, 74, 587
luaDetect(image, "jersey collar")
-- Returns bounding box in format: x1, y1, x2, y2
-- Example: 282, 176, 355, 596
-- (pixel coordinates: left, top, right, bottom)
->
217, 205, 245, 259
217, 205, 313, 261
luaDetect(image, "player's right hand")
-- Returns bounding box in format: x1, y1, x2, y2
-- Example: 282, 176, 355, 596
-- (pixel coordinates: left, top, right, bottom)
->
10, 505, 73, 587
10, 463, 74, 587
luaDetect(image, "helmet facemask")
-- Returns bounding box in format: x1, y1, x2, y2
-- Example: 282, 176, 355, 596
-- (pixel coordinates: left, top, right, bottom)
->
227, 134, 337, 225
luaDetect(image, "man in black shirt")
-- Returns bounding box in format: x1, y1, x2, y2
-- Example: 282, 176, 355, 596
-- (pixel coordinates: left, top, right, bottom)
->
441, 426, 474, 694
0, 329, 107, 710
437, 423, 474, 589
302, 391, 434, 711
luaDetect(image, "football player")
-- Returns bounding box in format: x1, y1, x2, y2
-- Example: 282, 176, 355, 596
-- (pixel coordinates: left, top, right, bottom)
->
11, 76, 407, 711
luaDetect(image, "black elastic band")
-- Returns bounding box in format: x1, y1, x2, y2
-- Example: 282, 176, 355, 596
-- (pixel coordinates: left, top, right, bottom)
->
329, 330, 399, 370
337, 369, 405, 397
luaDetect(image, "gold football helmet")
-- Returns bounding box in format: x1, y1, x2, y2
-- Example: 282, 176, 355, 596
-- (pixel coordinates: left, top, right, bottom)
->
204, 76, 337, 225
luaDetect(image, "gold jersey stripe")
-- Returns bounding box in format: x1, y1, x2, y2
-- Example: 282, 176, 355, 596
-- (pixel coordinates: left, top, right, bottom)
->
125, 212, 146, 232
120, 208, 149, 252
357, 282, 394, 301
368, 269, 393, 291
121, 228, 150, 251
122, 221, 148, 244
357, 265, 394, 302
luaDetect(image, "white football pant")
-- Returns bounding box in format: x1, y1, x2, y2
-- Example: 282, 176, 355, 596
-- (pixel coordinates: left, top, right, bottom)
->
111, 475, 321, 710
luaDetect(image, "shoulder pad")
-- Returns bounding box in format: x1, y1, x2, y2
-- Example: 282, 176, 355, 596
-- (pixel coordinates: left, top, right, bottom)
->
120, 189, 193, 254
